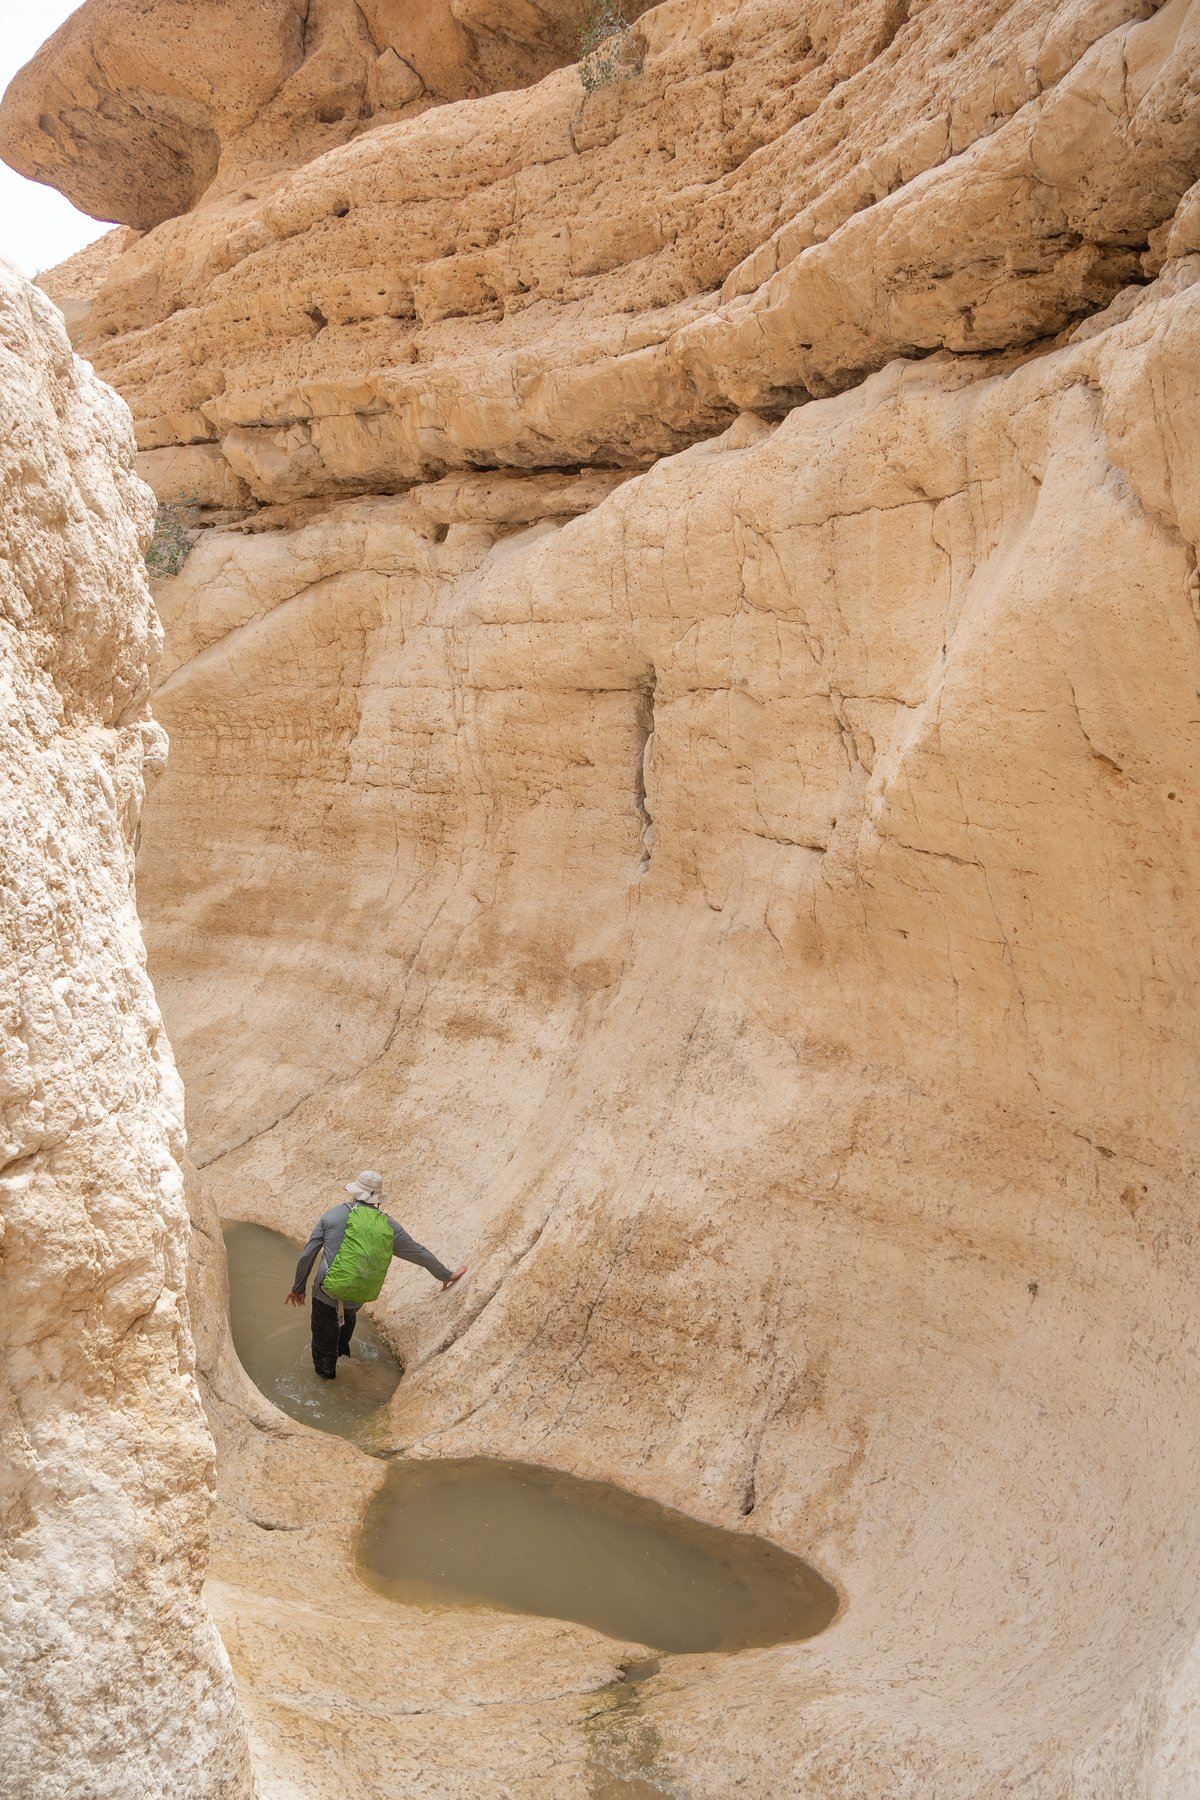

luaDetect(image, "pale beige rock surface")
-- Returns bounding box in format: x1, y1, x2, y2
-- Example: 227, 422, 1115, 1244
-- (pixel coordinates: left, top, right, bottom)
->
0, 260, 253, 1800
151, 274, 1200, 1797
6, 0, 1200, 1794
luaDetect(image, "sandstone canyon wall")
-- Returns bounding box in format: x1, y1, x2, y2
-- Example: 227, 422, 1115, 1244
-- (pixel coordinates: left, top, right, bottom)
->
0, 262, 253, 1798
6, 0, 1200, 1794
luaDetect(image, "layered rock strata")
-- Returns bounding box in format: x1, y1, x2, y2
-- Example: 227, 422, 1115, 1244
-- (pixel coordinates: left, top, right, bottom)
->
15, 0, 1200, 509
0, 0, 652, 232
0, 262, 252, 1800
6, 0, 1200, 1793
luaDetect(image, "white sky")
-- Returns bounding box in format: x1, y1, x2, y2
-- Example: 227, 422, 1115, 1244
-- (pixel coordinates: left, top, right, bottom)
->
0, 6, 112, 276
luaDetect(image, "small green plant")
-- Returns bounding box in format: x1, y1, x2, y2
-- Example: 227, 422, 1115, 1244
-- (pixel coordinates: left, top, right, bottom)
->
578, 0, 640, 92
145, 493, 199, 579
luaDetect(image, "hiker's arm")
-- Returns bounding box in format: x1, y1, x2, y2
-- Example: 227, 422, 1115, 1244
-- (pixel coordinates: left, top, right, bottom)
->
389, 1218, 454, 1284
289, 1220, 325, 1297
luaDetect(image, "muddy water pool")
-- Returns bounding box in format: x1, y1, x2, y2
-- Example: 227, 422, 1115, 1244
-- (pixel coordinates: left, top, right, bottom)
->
223, 1221, 402, 1441
357, 1457, 839, 1653
223, 1224, 839, 1653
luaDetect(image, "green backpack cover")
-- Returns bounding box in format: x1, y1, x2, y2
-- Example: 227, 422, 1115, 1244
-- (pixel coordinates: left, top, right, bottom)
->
322, 1202, 394, 1304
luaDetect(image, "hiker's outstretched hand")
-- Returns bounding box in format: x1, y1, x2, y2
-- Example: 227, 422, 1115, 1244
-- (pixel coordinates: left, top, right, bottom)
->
441, 1265, 468, 1291
284, 1289, 305, 1307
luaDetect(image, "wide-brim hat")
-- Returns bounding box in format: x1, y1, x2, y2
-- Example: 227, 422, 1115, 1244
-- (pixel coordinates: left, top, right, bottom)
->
345, 1169, 383, 1203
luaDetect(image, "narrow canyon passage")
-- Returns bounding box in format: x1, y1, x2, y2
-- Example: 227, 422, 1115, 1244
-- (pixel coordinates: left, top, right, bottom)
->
4, 0, 1200, 1793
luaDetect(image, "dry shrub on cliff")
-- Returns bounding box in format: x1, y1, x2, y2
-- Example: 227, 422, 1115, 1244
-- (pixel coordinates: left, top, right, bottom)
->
145, 498, 198, 578
578, 1, 641, 92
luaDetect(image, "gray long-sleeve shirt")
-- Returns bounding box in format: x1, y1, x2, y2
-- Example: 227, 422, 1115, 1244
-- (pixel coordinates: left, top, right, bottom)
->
291, 1200, 453, 1308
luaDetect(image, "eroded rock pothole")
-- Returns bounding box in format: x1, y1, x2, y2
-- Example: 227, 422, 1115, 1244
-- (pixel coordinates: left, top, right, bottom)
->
224, 1223, 840, 1655
223, 1222, 402, 1441
357, 1457, 839, 1653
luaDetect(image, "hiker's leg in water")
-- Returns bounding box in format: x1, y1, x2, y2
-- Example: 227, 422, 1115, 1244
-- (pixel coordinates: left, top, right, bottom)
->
311, 1293, 340, 1378
338, 1306, 357, 1360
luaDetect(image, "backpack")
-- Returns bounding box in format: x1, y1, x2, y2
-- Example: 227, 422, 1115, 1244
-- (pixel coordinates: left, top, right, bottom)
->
321, 1202, 394, 1304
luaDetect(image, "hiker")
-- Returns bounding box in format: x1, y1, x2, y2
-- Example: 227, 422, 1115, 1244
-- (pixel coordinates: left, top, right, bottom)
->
285, 1170, 466, 1379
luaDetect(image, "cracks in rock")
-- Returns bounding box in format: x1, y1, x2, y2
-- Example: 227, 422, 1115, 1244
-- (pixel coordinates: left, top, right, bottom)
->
740, 1371, 791, 1518
788, 605, 857, 773
888, 839, 982, 870
1073, 1129, 1116, 1159
427, 1207, 554, 1361
827, 686, 867, 773
979, 845, 1042, 1098
739, 1295, 820, 1519
348, 0, 382, 61
537, 1203, 651, 1441
0, 1142, 53, 1180
1066, 676, 1125, 775
190, 697, 497, 1168
1185, 553, 1200, 631
196, 887, 475, 1174
116, 1297, 161, 1342
747, 828, 827, 853
194, 1084, 324, 1171
633, 670, 656, 876
492, 1005, 706, 1443
154, 566, 346, 697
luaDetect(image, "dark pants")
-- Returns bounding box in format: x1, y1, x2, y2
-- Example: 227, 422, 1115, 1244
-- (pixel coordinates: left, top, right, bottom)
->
311, 1294, 356, 1379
